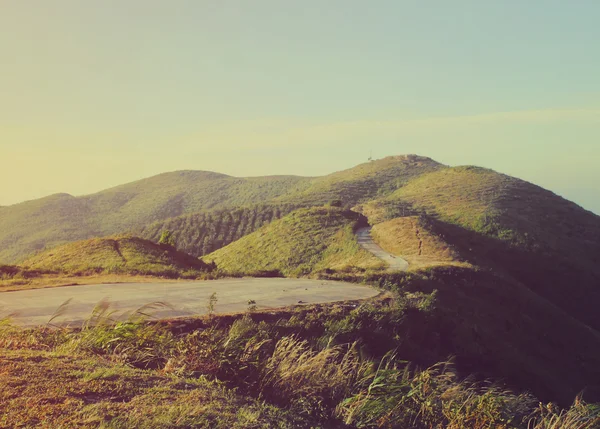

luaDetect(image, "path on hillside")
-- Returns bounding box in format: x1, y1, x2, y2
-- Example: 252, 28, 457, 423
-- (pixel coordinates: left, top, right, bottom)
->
356, 227, 409, 271
0, 278, 379, 327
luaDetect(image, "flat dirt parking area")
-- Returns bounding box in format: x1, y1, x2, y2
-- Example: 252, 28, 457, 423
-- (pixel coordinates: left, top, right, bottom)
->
0, 277, 379, 326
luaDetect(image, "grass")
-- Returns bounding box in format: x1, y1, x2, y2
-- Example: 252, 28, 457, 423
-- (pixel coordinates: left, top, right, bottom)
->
0, 349, 310, 428
136, 203, 303, 257
362, 165, 600, 254
1, 288, 599, 428
370, 216, 470, 270
0, 272, 187, 292
360, 165, 600, 334
277, 155, 442, 207
0, 155, 439, 264
0, 172, 311, 263
19, 235, 214, 279
206, 207, 385, 276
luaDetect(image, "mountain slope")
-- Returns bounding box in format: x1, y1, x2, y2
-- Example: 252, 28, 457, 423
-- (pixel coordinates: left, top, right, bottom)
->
0, 173, 310, 263
0, 156, 440, 264
206, 207, 385, 276
21, 235, 212, 277
403, 266, 600, 405
360, 165, 600, 331
370, 216, 467, 269
136, 203, 303, 257
279, 154, 442, 206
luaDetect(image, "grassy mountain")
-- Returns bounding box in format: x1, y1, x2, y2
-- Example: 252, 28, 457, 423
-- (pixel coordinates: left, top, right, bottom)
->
358, 165, 600, 332
207, 207, 385, 276
21, 235, 213, 278
0, 156, 440, 264
136, 203, 303, 257
0, 173, 310, 263
278, 154, 442, 206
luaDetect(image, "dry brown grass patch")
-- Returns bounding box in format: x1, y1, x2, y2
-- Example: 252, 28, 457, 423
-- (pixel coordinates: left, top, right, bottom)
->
371, 217, 470, 270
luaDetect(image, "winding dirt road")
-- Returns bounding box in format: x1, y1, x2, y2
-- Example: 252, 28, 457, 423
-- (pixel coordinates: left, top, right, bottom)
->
356, 226, 409, 271
0, 278, 379, 327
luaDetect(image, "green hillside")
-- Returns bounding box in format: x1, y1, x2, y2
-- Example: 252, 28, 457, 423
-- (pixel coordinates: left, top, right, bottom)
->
21, 235, 213, 278
3, 156, 600, 421
279, 154, 442, 206
0, 156, 440, 264
0, 173, 310, 263
136, 203, 303, 257
359, 165, 600, 331
207, 207, 385, 276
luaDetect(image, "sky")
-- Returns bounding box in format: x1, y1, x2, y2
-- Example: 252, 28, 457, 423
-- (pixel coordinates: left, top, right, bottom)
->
1, 1, 599, 214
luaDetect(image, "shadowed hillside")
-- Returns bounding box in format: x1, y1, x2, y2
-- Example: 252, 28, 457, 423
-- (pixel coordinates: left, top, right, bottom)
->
207, 207, 385, 276
21, 236, 213, 278
359, 165, 600, 331
390, 266, 600, 405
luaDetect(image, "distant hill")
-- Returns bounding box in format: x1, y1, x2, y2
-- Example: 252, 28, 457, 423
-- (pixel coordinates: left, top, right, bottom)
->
276, 154, 442, 206
206, 207, 385, 276
4, 154, 600, 407
21, 236, 213, 278
0, 156, 438, 263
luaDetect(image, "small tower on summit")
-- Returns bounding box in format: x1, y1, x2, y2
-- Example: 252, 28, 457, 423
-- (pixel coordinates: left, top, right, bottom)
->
368, 150, 373, 161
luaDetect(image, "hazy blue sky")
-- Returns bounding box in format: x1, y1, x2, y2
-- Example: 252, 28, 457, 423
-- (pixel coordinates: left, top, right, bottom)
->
1, 1, 599, 213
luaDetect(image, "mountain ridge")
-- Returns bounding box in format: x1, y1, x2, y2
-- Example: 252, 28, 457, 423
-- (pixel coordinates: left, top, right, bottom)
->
0, 155, 439, 262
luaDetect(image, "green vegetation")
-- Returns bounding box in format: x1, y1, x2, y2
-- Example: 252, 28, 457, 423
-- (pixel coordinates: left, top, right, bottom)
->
360, 165, 600, 332
158, 229, 176, 247
0, 156, 439, 263
21, 235, 214, 278
207, 207, 385, 276
137, 203, 302, 257
0, 173, 310, 263
370, 216, 467, 269
2, 277, 599, 428
3, 154, 600, 427
277, 154, 442, 207
0, 349, 309, 428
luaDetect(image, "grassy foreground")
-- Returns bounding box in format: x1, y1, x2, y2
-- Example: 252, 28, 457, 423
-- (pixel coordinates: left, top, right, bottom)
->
1, 278, 599, 428
0, 347, 309, 428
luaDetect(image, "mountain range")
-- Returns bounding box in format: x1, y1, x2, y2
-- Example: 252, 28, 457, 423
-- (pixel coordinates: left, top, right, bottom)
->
3, 154, 600, 403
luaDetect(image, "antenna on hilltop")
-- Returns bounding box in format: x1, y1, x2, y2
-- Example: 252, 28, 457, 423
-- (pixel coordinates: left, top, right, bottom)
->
368, 150, 373, 162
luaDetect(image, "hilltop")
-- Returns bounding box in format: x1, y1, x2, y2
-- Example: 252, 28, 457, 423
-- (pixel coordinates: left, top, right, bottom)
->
21, 235, 213, 278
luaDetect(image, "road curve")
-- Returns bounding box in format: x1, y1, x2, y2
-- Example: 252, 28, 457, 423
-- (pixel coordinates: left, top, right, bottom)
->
356, 227, 409, 271
0, 278, 379, 327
